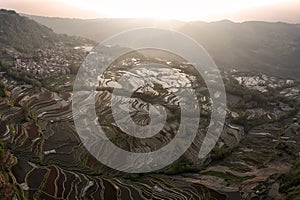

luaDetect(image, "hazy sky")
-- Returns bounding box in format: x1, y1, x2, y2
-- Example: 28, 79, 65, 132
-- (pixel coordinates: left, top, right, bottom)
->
1, 0, 300, 22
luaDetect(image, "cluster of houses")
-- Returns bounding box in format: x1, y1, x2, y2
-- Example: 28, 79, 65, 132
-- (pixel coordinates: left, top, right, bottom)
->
13, 45, 90, 77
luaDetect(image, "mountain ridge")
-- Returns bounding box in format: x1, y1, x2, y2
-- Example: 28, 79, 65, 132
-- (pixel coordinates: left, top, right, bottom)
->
22, 13, 300, 79
0, 9, 95, 56
0, 10, 298, 79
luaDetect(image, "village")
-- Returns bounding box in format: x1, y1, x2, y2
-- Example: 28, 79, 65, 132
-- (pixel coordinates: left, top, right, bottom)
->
13, 44, 93, 77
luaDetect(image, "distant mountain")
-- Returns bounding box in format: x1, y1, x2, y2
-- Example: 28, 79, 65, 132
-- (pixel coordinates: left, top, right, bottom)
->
20, 14, 184, 41
179, 20, 300, 79
15, 14, 300, 79
0, 9, 94, 54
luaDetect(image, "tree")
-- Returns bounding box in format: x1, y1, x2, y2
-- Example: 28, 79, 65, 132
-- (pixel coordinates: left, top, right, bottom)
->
0, 82, 7, 97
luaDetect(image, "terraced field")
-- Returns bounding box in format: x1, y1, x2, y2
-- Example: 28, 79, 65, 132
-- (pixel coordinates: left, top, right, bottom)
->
0, 48, 299, 199
1, 84, 222, 199
0, 52, 231, 199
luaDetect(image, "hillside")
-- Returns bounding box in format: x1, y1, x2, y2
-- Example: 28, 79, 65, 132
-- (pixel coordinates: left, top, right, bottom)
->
180, 20, 300, 79
0, 9, 95, 55
24, 14, 300, 79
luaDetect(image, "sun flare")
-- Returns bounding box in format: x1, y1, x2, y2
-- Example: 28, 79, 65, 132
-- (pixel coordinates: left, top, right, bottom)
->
0, 0, 298, 21
59, 0, 295, 20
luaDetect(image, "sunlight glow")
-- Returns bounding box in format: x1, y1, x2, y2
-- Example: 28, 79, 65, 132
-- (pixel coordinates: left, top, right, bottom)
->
59, 0, 295, 20
0, 0, 298, 21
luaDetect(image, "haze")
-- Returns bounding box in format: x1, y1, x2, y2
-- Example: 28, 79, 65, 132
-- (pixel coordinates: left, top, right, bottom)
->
0, 0, 300, 22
